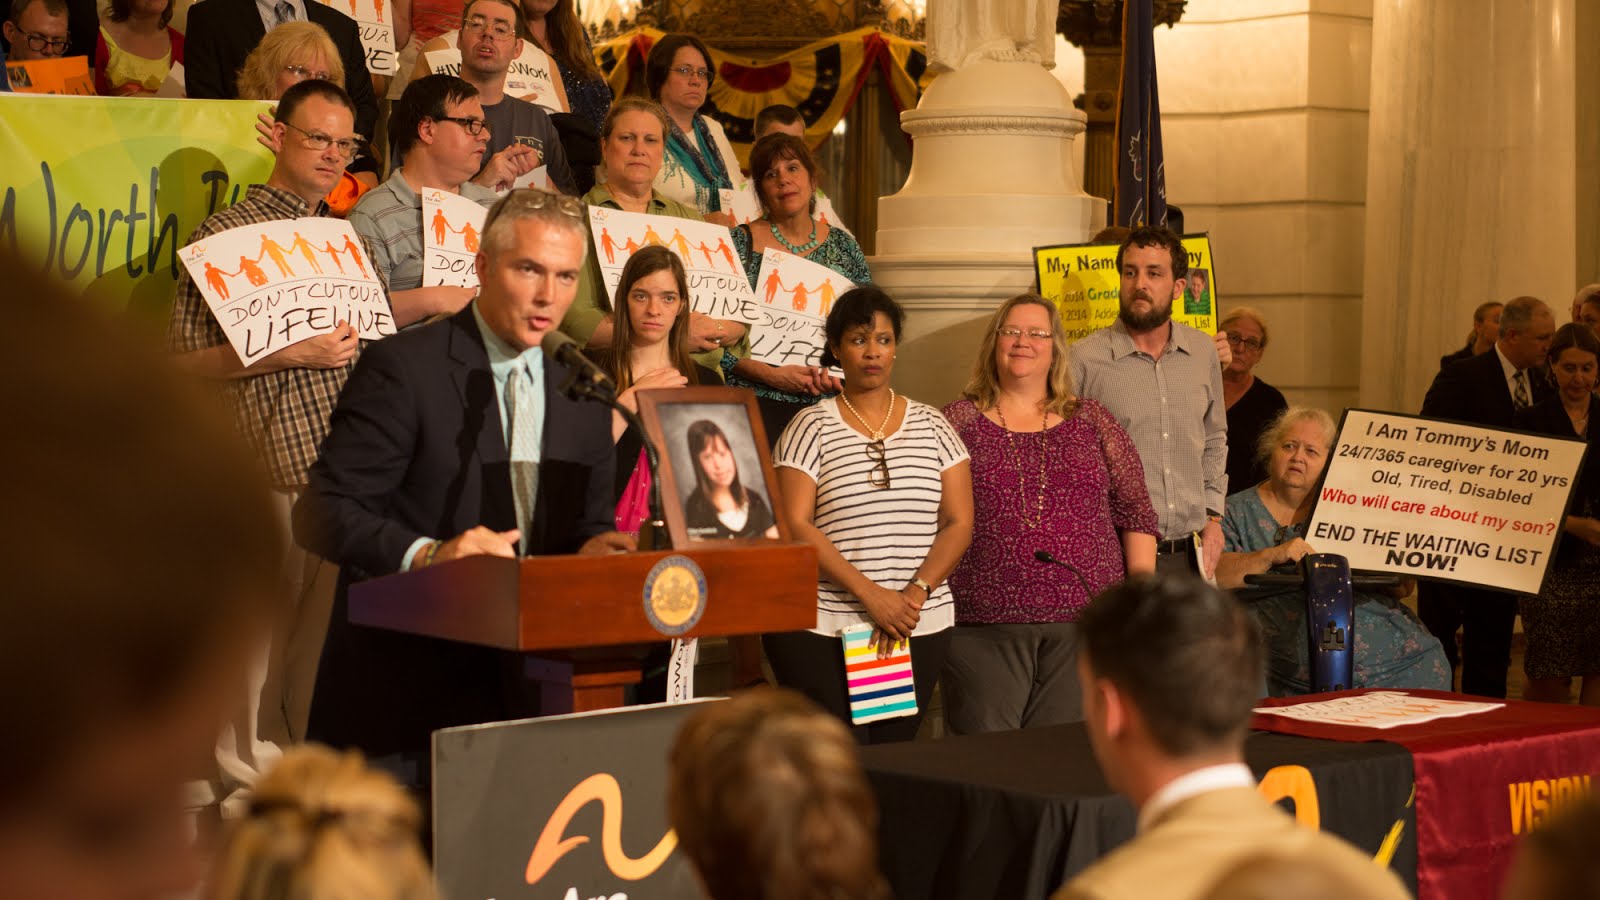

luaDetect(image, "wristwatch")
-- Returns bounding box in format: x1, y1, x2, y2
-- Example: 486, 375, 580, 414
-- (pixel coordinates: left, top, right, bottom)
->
911, 577, 932, 595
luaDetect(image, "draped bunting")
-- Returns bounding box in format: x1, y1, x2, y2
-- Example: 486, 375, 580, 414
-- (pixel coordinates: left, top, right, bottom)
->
592, 27, 931, 169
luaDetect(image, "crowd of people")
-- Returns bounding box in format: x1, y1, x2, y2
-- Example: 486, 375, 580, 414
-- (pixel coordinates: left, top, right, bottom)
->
6, 7, 1600, 899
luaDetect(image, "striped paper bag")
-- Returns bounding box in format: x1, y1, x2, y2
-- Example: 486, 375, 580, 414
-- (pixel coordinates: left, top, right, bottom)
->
840, 623, 917, 725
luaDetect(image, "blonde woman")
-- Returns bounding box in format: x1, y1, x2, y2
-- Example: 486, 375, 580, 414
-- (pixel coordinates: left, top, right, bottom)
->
940, 294, 1158, 735
206, 745, 434, 900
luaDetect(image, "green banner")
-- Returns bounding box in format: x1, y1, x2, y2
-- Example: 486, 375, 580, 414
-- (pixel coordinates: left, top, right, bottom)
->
0, 96, 274, 323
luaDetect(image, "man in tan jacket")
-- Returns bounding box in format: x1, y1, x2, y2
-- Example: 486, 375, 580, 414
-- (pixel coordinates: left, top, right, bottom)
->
1052, 576, 1412, 900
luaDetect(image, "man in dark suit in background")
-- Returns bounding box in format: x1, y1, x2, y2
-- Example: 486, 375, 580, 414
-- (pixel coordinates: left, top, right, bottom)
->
1420, 294, 1555, 697
185, 0, 378, 143
294, 189, 634, 785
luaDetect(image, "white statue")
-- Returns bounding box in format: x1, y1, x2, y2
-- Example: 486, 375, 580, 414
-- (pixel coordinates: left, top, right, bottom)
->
927, 0, 1057, 72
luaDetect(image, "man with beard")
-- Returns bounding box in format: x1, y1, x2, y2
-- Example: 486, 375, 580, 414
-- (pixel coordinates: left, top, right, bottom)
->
1070, 226, 1227, 577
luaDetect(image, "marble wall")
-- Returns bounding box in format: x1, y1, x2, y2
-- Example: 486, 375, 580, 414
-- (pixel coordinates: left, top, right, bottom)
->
1361, 0, 1600, 412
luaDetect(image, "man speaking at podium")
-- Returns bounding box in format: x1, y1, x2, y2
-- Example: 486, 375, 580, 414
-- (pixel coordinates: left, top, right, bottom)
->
295, 189, 635, 785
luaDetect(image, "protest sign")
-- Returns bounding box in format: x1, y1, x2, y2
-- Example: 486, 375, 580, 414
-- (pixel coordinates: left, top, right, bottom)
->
1305, 409, 1585, 595
421, 188, 487, 288
179, 218, 393, 366
5, 55, 93, 94
748, 247, 855, 367
1033, 233, 1218, 344
718, 183, 761, 227
586, 205, 756, 323
424, 42, 562, 111
0, 96, 274, 316
313, 0, 396, 74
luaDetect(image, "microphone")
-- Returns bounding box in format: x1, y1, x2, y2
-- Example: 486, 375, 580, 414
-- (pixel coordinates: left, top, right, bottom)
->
1034, 549, 1093, 596
541, 330, 615, 398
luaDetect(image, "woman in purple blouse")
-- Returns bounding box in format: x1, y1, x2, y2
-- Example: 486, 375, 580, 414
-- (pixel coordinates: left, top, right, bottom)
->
941, 294, 1159, 734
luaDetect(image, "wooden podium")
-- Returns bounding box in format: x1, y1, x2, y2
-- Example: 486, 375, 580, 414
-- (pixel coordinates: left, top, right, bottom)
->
348, 542, 818, 713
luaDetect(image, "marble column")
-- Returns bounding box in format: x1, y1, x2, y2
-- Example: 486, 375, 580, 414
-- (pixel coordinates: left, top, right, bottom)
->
873, 56, 1098, 405
1360, 0, 1600, 412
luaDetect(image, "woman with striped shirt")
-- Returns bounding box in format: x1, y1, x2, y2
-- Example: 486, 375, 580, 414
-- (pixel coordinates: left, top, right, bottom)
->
770, 287, 974, 743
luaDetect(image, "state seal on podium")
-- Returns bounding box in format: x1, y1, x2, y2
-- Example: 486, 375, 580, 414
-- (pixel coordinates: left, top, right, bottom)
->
642, 555, 706, 636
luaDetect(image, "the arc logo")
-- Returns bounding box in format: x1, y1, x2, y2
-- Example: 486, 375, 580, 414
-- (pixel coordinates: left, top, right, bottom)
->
524, 773, 678, 884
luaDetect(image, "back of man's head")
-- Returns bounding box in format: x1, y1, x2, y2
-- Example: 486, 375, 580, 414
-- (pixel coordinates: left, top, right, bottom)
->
274, 78, 356, 126
1499, 295, 1550, 339
1079, 575, 1263, 758
392, 74, 478, 164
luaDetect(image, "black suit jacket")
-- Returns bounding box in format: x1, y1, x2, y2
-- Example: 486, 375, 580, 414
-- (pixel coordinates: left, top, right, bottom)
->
294, 306, 615, 759
1421, 348, 1553, 429
184, 0, 378, 143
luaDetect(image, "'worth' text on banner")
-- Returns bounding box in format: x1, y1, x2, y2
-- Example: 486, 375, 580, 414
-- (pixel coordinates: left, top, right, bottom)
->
1305, 409, 1584, 595
1033, 234, 1218, 344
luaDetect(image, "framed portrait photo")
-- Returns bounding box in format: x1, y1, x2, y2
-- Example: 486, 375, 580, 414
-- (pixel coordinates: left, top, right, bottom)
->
635, 386, 790, 547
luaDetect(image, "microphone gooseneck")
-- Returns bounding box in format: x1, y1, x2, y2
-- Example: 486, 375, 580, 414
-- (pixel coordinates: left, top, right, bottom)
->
1034, 549, 1093, 596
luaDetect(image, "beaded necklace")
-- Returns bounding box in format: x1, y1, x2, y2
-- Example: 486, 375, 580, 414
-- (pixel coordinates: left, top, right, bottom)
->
995, 402, 1051, 529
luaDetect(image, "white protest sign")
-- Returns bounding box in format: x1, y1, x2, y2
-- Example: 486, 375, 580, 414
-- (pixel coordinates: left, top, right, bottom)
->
421, 188, 487, 288
814, 194, 854, 241
1305, 409, 1586, 595
179, 218, 393, 366
1254, 691, 1502, 729
748, 247, 855, 367
423, 41, 563, 111
313, 0, 396, 75
155, 61, 185, 98
718, 184, 761, 226
586, 205, 756, 323
503, 165, 550, 195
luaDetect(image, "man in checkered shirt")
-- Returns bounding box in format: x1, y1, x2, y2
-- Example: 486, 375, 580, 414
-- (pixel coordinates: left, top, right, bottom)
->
165, 78, 386, 814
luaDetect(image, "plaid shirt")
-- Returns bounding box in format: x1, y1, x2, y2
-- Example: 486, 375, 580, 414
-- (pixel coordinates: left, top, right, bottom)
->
167, 184, 386, 490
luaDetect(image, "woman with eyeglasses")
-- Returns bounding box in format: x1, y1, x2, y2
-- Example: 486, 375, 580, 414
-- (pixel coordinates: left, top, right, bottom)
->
94, 0, 183, 96
562, 97, 746, 373
770, 287, 973, 743
645, 33, 745, 226
723, 133, 869, 444
939, 294, 1158, 734
1216, 407, 1449, 695
1220, 307, 1288, 495
236, 22, 380, 213
598, 246, 721, 533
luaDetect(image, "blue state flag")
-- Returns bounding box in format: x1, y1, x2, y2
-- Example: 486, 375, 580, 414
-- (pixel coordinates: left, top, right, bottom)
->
1114, 0, 1167, 228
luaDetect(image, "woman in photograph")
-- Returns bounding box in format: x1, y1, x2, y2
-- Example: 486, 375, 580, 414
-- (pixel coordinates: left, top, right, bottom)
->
599, 246, 718, 534
682, 419, 779, 541
940, 293, 1158, 734
771, 286, 973, 743
725, 133, 871, 443
1515, 323, 1600, 705
1217, 406, 1449, 695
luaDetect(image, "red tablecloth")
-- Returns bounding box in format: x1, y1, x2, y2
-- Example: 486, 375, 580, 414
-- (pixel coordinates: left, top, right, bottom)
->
1253, 690, 1600, 900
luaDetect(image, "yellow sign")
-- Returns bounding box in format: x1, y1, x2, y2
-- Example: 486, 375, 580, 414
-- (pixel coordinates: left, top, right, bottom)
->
1033, 234, 1219, 344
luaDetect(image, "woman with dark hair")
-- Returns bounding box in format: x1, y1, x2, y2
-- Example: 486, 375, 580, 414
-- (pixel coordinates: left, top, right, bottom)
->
95, 0, 182, 96
724, 133, 871, 443
601, 245, 719, 533
940, 293, 1158, 734
520, 0, 610, 132
669, 688, 891, 900
682, 419, 779, 541
1515, 323, 1600, 705
563, 97, 746, 370
646, 32, 745, 223
771, 287, 973, 742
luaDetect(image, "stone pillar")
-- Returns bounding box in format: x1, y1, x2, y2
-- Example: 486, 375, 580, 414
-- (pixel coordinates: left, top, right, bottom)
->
873, 58, 1097, 405
1360, 0, 1600, 412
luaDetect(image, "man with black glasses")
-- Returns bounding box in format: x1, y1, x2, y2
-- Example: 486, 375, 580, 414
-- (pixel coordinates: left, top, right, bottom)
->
166, 79, 384, 811
0, 0, 68, 90
454, 0, 576, 194
350, 74, 500, 327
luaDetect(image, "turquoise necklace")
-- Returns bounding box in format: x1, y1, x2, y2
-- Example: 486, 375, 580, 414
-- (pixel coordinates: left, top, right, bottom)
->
770, 218, 821, 254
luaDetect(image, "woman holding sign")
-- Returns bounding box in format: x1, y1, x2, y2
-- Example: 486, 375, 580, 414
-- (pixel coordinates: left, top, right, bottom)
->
771, 287, 973, 742
561, 98, 746, 373
939, 294, 1159, 734
1515, 323, 1600, 705
1217, 408, 1450, 696
725, 133, 871, 444
598, 246, 720, 532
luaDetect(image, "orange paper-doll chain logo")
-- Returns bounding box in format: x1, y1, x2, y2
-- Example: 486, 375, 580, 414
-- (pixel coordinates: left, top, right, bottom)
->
524, 773, 678, 884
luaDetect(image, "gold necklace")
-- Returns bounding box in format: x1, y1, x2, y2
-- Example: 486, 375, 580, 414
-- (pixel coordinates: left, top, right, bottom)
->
996, 401, 1050, 529
840, 388, 896, 441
